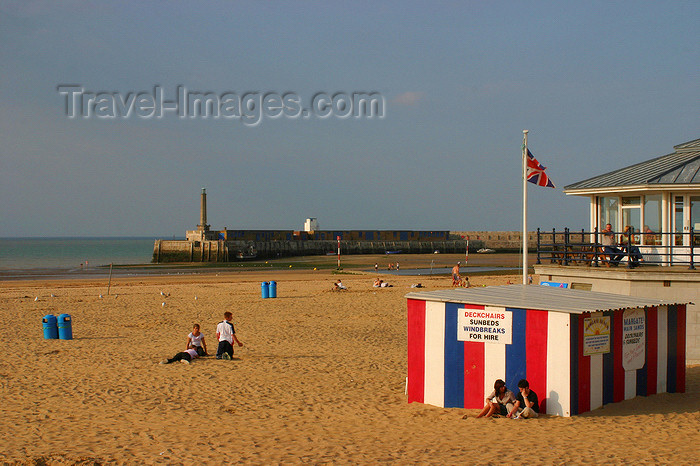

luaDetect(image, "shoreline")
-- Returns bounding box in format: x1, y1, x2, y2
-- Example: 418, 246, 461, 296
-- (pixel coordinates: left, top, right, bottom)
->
0, 252, 533, 282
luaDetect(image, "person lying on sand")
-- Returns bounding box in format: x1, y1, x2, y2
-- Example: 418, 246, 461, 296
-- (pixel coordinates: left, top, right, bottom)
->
160, 348, 199, 365
373, 278, 392, 288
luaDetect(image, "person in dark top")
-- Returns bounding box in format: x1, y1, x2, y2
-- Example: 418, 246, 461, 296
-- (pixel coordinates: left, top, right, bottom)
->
507, 379, 539, 419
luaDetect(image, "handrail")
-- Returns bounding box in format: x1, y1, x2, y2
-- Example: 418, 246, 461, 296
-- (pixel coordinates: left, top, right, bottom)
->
536, 227, 698, 269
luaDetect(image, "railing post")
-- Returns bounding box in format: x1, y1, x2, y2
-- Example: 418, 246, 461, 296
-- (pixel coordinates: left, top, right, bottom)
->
593, 227, 600, 267
690, 227, 696, 270
564, 228, 570, 266
536, 228, 541, 265
551, 228, 556, 264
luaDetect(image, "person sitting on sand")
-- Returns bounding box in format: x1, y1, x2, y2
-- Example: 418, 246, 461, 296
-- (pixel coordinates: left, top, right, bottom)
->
216, 311, 243, 360
373, 278, 382, 288
507, 379, 539, 419
476, 379, 516, 418
186, 323, 208, 356
160, 347, 199, 365
333, 280, 348, 291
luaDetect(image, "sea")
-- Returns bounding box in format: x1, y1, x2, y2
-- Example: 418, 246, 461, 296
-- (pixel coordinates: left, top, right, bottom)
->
0, 237, 160, 279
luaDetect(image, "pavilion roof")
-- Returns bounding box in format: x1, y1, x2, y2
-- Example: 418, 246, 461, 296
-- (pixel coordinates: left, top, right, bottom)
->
564, 138, 700, 192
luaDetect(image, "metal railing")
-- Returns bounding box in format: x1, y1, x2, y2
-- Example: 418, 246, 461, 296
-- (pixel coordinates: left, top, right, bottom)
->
536, 227, 698, 270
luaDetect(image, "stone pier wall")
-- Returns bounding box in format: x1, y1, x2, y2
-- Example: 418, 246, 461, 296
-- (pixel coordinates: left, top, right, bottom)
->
153, 239, 472, 263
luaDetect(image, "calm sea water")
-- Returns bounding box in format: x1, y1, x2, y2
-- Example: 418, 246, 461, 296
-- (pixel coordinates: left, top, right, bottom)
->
0, 237, 158, 271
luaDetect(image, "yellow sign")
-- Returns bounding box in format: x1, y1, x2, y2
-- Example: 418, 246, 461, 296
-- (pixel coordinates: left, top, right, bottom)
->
583, 315, 610, 356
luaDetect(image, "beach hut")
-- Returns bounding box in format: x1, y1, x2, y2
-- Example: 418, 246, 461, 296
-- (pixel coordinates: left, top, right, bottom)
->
406, 284, 686, 416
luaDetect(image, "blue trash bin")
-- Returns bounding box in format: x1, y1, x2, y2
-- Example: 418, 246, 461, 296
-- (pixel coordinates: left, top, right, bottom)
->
261, 281, 270, 299
43, 315, 58, 339
57, 313, 73, 340
269, 281, 277, 298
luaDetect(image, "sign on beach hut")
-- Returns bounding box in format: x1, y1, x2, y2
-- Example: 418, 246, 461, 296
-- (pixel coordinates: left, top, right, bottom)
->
406, 285, 686, 416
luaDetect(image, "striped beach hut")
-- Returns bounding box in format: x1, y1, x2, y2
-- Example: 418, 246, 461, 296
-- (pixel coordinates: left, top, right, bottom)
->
406, 285, 686, 416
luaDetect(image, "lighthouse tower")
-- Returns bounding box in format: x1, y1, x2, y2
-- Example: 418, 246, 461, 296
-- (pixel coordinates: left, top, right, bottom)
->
186, 188, 215, 241
197, 188, 210, 233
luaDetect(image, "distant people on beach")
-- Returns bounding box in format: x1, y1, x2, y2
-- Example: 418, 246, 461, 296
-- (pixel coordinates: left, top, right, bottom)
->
477, 379, 516, 418
161, 348, 199, 365
333, 280, 347, 291
388, 263, 393, 270
452, 262, 461, 286
186, 323, 208, 356
373, 278, 392, 288
374, 263, 378, 272
216, 311, 243, 360
395, 262, 399, 271
507, 379, 539, 419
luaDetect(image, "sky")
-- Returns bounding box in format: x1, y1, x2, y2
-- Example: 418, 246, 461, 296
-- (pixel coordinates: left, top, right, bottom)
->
1, 0, 698, 237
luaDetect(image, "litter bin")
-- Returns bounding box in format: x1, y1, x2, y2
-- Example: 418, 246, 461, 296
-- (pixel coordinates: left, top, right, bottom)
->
269, 281, 277, 298
261, 281, 270, 299
57, 313, 73, 340
43, 315, 58, 339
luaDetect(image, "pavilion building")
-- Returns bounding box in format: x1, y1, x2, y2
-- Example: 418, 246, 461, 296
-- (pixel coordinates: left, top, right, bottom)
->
534, 137, 700, 363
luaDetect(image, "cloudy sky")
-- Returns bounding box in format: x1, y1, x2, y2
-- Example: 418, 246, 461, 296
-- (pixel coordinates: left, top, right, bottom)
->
1, 1, 698, 237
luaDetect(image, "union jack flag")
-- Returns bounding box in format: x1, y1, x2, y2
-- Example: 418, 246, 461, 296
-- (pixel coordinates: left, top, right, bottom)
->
526, 149, 555, 188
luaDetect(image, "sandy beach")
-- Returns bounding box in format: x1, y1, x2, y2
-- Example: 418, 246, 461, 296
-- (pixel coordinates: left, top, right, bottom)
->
1, 269, 699, 464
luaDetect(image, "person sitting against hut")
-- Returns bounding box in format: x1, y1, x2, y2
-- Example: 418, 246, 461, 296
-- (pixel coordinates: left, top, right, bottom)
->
601, 223, 624, 266
333, 280, 347, 291
620, 226, 643, 268
507, 379, 539, 419
476, 379, 516, 418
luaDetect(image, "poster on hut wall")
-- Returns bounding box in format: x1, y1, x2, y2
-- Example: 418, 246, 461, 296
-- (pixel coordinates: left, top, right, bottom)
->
583, 314, 610, 356
458, 306, 512, 344
622, 308, 646, 371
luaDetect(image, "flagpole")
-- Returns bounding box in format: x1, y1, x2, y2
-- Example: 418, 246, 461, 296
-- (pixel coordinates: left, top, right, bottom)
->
522, 130, 529, 285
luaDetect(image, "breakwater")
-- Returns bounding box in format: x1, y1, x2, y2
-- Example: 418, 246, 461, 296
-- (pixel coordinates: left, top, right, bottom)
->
152, 231, 541, 263
152, 239, 476, 263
